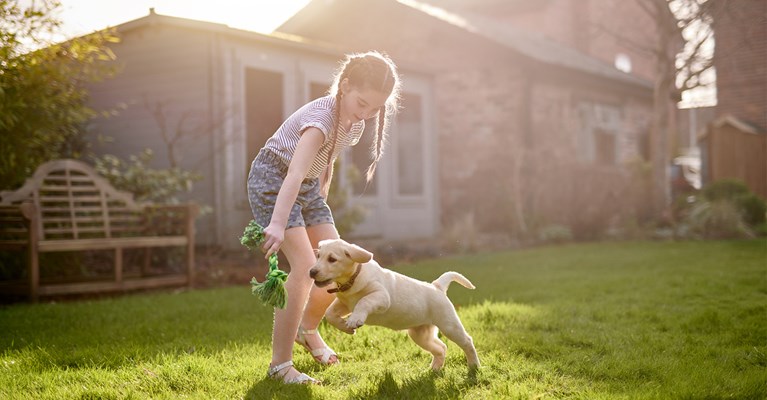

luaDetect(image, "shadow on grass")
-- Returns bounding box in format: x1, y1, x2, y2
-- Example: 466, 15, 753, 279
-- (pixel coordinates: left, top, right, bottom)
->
244, 376, 313, 400
348, 369, 481, 400
0, 287, 274, 369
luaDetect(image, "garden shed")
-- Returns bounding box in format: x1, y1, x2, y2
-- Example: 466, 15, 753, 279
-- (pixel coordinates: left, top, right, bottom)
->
699, 115, 767, 199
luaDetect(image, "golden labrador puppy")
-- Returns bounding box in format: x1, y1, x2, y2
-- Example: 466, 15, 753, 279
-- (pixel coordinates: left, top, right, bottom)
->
310, 238, 480, 370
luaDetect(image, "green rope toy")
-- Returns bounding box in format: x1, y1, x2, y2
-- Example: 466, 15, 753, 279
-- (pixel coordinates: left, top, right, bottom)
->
240, 220, 288, 309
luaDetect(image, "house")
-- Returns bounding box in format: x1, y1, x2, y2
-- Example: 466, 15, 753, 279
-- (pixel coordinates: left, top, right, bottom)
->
699, 0, 766, 199
87, 0, 657, 249
710, 0, 766, 132
277, 0, 656, 238
86, 9, 438, 249
699, 116, 766, 199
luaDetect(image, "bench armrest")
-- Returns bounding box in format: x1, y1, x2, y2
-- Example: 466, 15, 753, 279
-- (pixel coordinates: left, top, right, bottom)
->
0, 203, 38, 244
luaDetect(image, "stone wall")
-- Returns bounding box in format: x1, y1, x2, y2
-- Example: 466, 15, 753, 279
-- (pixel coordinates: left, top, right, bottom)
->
712, 0, 767, 131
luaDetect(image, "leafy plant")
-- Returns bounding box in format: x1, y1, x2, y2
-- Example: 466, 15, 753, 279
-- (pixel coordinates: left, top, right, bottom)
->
680, 179, 766, 238
91, 149, 201, 204
0, 0, 118, 189
327, 160, 366, 237
686, 198, 754, 239
537, 224, 573, 244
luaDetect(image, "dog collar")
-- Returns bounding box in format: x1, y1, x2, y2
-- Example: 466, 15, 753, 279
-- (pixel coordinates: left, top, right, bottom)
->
327, 264, 362, 294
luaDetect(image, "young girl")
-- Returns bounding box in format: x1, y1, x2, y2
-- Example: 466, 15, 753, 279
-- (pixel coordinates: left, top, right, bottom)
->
247, 51, 401, 384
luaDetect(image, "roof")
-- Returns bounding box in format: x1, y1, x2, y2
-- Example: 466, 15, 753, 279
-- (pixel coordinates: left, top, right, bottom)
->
112, 8, 345, 58
396, 0, 652, 88
701, 114, 766, 138
277, 0, 651, 89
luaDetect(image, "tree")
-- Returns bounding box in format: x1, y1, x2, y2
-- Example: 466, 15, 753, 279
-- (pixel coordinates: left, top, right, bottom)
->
0, 0, 117, 189
595, 0, 718, 215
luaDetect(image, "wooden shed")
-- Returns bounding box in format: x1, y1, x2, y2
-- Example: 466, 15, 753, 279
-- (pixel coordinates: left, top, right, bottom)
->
699, 115, 767, 199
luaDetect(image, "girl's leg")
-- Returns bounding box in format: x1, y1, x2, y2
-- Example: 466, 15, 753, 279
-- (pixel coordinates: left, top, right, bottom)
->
296, 224, 340, 355
269, 226, 318, 379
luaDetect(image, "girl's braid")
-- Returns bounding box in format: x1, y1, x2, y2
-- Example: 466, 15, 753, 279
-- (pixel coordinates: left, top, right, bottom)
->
367, 107, 386, 181
326, 56, 365, 167
327, 52, 399, 184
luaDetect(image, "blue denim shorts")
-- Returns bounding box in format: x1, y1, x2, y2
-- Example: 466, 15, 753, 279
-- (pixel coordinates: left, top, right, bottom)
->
247, 148, 334, 229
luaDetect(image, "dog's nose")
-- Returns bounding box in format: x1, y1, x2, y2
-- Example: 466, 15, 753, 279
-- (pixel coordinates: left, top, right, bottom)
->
309, 268, 318, 279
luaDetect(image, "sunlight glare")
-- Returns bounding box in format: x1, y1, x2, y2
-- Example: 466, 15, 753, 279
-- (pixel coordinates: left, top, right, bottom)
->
56, 0, 311, 39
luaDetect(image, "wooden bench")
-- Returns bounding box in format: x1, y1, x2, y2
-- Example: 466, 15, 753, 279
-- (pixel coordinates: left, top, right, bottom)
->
0, 159, 198, 301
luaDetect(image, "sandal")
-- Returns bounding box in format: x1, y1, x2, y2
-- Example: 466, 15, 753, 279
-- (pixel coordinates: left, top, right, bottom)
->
267, 360, 319, 385
295, 326, 339, 365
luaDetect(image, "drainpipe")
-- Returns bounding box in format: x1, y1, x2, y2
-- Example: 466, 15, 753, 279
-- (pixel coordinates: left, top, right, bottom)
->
208, 32, 221, 247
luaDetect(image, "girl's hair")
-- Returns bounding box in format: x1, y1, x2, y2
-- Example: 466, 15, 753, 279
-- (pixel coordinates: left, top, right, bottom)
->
327, 51, 401, 183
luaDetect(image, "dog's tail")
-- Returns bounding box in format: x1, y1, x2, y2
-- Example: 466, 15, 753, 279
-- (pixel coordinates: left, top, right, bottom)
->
432, 272, 475, 293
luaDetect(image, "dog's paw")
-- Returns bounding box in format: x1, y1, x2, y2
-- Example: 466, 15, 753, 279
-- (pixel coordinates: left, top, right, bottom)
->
345, 316, 365, 331
337, 323, 356, 335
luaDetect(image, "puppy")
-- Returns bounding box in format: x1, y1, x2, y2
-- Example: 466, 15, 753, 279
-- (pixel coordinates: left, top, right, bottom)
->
309, 238, 480, 370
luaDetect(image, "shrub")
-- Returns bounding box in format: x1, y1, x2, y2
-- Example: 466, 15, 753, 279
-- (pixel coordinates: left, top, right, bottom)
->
0, 1, 118, 190
701, 179, 749, 202
91, 149, 200, 204
681, 179, 766, 239
326, 160, 365, 237
686, 199, 754, 239
537, 224, 573, 244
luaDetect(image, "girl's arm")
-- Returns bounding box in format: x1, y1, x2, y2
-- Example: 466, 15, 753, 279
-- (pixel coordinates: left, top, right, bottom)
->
261, 127, 325, 258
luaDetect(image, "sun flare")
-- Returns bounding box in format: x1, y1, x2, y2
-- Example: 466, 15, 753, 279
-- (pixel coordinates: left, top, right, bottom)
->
57, 0, 311, 38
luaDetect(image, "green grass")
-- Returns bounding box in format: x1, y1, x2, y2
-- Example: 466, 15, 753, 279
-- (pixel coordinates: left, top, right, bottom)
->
1, 240, 765, 399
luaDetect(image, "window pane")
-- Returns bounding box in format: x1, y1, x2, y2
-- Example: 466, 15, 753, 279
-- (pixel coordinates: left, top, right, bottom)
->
245, 68, 283, 174
310, 82, 329, 100
397, 93, 423, 196
578, 101, 621, 165
595, 129, 616, 165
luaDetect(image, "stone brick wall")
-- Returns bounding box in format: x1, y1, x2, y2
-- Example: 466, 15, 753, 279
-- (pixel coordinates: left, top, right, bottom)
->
432, 63, 654, 238
279, 0, 656, 239
441, 0, 659, 83
433, 67, 527, 232
712, 0, 767, 131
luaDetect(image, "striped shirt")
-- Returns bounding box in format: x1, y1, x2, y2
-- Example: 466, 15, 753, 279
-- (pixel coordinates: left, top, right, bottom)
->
264, 95, 365, 179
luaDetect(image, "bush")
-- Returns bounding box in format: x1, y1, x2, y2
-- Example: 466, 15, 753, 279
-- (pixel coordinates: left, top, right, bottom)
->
537, 224, 573, 244
686, 199, 754, 239
680, 179, 766, 239
91, 149, 200, 204
326, 160, 365, 237
701, 179, 749, 202
0, 1, 118, 190
701, 179, 766, 227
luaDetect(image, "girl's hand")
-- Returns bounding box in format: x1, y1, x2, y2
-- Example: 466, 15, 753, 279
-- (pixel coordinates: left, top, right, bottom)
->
262, 223, 285, 259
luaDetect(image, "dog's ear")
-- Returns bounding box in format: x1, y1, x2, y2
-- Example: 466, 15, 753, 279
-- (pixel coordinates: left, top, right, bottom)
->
344, 243, 373, 263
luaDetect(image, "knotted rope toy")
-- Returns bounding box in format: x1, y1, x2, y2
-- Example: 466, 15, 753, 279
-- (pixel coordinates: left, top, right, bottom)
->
240, 220, 288, 309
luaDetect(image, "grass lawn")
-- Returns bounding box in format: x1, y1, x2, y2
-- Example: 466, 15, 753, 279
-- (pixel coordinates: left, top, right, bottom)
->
1, 240, 765, 399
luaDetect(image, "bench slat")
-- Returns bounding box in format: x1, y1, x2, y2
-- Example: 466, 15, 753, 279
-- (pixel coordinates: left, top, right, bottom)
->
38, 236, 188, 251
38, 206, 136, 214
40, 215, 141, 224
37, 275, 189, 296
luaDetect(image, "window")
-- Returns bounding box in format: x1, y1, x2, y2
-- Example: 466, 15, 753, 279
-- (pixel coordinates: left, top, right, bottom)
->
310, 82, 329, 100
578, 101, 622, 165
594, 129, 616, 165
245, 68, 284, 174
396, 93, 424, 196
